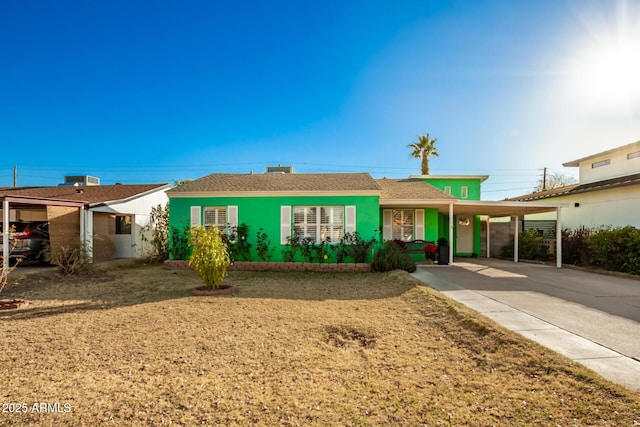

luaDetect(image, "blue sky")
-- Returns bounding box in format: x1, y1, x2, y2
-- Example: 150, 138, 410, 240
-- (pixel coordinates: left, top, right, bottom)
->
2, 0, 639, 200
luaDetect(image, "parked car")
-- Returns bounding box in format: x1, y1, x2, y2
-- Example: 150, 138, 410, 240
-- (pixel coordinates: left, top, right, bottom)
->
0, 221, 50, 264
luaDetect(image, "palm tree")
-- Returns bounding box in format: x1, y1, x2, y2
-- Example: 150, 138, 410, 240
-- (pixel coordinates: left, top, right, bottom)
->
409, 133, 438, 175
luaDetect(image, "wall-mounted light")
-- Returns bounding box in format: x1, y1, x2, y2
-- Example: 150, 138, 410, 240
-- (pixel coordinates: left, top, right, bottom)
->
574, 202, 580, 208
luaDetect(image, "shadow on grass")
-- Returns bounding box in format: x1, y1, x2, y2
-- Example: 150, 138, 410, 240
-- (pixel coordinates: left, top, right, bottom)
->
0, 263, 418, 320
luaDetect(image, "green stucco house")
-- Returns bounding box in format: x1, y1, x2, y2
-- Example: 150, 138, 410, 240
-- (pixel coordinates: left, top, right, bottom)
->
167, 171, 488, 262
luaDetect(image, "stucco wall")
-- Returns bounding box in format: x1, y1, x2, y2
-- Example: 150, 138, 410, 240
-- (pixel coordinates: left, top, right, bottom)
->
90, 188, 168, 258
92, 212, 116, 262
169, 195, 380, 262
525, 185, 640, 230
578, 146, 640, 184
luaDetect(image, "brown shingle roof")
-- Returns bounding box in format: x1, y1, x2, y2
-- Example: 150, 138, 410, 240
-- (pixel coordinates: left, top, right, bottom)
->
0, 184, 170, 205
509, 172, 640, 201
376, 178, 456, 200
167, 173, 381, 194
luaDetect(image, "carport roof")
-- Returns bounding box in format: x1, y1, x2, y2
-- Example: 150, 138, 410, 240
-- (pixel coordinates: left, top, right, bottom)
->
0, 184, 170, 207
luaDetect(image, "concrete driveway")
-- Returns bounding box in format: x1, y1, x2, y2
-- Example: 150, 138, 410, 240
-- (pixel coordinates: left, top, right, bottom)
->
411, 258, 640, 392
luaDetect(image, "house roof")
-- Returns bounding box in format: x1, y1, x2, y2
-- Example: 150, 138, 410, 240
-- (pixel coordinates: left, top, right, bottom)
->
563, 140, 640, 167
508, 172, 640, 201
506, 184, 580, 202
167, 173, 381, 196
376, 178, 456, 201
0, 184, 170, 206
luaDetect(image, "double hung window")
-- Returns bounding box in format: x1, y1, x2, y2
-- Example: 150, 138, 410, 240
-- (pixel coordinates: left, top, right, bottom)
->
203, 206, 227, 231
392, 209, 414, 241
293, 206, 344, 243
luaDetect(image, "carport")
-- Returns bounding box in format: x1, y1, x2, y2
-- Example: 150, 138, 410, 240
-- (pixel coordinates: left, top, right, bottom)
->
449, 200, 567, 267
1, 195, 86, 274
384, 199, 567, 267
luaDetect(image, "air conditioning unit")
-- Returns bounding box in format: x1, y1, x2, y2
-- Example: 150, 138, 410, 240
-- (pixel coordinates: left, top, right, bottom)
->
63, 175, 100, 186
265, 166, 294, 174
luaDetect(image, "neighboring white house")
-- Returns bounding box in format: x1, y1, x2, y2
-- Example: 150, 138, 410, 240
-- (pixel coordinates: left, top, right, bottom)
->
510, 140, 640, 230
1, 181, 170, 262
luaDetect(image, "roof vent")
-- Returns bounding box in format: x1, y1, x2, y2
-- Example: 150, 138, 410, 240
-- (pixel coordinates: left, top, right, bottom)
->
265, 165, 294, 174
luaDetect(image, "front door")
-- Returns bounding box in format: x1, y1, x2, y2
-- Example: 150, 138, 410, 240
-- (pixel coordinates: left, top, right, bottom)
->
115, 215, 134, 258
456, 215, 474, 254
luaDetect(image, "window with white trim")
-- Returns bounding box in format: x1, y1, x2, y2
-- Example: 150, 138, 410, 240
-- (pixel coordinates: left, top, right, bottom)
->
628, 151, 640, 160
293, 206, 344, 243
461, 186, 469, 199
392, 209, 414, 241
444, 186, 451, 194
203, 206, 227, 231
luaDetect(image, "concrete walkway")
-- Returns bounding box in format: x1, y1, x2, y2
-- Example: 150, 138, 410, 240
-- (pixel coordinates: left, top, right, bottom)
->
410, 259, 640, 393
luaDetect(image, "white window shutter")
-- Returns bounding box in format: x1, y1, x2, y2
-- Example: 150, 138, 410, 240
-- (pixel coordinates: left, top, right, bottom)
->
190, 206, 201, 227
227, 206, 238, 227
280, 206, 291, 245
345, 206, 356, 233
227, 205, 239, 242
415, 209, 425, 240
383, 209, 393, 241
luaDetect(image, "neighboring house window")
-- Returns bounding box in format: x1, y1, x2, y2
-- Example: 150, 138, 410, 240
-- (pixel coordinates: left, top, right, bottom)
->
393, 209, 414, 241
592, 159, 610, 168
444, 186, 451, 194
204, 206, 227, 231
461, 186, 469, 199
628, 151, 640, 160
293, 206, 344, 243
116, 215, 132, 235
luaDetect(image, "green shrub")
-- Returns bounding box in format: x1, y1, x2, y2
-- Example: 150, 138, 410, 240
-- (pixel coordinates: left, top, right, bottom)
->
256, 228, 274, 262
282, 228, 304, 262
312, 238, 331, 263
500, 229, 549, 261
561, 226, 592, 265
342, 232, 376, 263
170, 224, 191, 260
189, 226, 231, 289
224, 223, 252, 261
371, 241, 416, 273
587, 226, 640, 275
520, 228, 550, 261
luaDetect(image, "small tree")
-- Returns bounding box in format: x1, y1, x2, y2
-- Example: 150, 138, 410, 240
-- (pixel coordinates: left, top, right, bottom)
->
189, 226, 231, 289
534, 170, 577, 192
1, 225, 20, 293
139, 203, 169, 261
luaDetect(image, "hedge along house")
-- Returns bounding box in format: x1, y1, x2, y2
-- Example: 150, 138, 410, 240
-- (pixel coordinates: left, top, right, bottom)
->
167, 172, 381, 262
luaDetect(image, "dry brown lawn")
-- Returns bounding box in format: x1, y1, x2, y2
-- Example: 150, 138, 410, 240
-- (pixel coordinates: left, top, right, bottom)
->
1, 261, 639, 426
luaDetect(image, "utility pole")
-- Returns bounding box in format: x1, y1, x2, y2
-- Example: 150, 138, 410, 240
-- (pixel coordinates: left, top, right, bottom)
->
542, 167, 547, 191
13, 165, 17, 187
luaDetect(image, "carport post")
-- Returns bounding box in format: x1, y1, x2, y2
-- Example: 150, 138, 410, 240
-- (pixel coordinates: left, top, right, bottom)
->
448, 202, 454, 264
486, 217, 491, 258
556, 207, 562, 268
514, 215, 519, 263
2, 199, 9, 275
